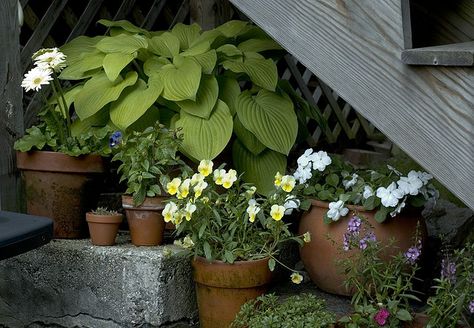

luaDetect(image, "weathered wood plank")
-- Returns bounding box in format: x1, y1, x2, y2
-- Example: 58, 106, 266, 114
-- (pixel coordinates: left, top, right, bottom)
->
0, 0, 23, 211
141, 0, 168, 30
190, 0, 232, 30
67, 0, 105, 41
401, 41, 474, 66
230, 0, 474, 209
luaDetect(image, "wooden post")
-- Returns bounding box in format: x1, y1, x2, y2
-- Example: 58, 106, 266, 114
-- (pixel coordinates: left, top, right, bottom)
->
190, 0, 232, 30
0, 0, 23, 211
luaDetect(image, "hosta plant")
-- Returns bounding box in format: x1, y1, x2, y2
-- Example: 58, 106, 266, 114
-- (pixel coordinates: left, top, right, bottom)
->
291, 148, 438, 223
56, 19, 324, 193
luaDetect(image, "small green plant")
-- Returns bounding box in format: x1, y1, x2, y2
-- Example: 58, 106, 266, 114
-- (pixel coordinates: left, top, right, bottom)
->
425, 242, 474, 328
111, 122, 190, 206
90, 207, 119, 215
337, 215, 422, 327
231, 293, 336, 328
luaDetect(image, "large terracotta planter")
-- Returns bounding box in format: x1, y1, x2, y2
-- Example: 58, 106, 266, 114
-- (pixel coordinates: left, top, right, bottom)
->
299, 200, 425, 296
192, 256, 273, 328
86, 212, 123, 246
122, 195, 166, 246
16, 151, 104, 239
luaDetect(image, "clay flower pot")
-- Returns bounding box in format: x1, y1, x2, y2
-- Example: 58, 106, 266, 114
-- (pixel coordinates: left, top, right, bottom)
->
122, 195, 166, 246
298, 200, 425, 296
86, 212, 123, 246
192, 256, 273, 328
16, 151, 104, 239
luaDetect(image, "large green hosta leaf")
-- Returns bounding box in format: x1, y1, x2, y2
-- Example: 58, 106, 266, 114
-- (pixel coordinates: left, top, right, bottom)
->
177, 75, 218, 119
75, 71, 138, 120
96, 34, 148, 54
143, 57, 171, 76
110, 75, 163, 129
233, 116, 266, 155
59, 52, 105, 80
103, 52, 136, 81
97, 19, 149, 36
217, 76, 240, 115
158, 56, 202, 101
222, 56, 277, 91
181, 41, 210, 57
71, 107, 110, 137
237, 38, 283, 53
216, 20, 249, 37
171, 23, 201, 50
60, 36, 105, 64
175, 100, 232, 160
148, 32, 180, 58
232, 140, 286, 195
235, 90, 297, 155
192, 50, 217, 74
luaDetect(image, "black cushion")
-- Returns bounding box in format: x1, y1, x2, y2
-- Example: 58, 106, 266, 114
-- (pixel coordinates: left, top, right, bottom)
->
0, 211, 53, 260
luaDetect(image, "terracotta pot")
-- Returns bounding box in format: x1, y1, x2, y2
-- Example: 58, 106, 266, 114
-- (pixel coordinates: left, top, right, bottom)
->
298, 200, 425, 296
122, 195, 166, 246
192, 256, 273, 328
16, 151, 104, 239
86, 212, 123, 246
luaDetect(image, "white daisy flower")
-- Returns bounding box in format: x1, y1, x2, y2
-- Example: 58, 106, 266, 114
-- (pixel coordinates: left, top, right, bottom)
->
21, 67, 53, 92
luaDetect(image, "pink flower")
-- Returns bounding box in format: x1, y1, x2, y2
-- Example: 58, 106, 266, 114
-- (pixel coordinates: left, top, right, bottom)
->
374, 308, 390, 326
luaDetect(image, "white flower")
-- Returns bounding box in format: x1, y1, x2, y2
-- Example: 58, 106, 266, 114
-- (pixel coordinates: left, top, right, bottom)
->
246, 199, 261, 222
162, 202, 178, 223
178, 179, 191, 199
213, 169, 226, 185
193, 180, 208, 198
311, 151, 332, 171
33, 48, 67, 72
297, 148, 313, 167
190, 173, 205, 185
184, 202, 197, 221
283, 195, 300, 215
21, 67, 52, 92
376, 182, 404, 208
326, 200, 349, 221
293, 166, 312, 184
198, 160, 213, 177
415, 171, 433, 185
389, 200, 406, 217
397, 171, 423, 196
343, 173, 358, 189
363, 185, 374, 199
222, 169, 237, 189
246, 186, 257, 196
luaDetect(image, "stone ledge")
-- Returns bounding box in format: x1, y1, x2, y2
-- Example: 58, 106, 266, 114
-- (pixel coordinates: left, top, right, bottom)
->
0, 234, 197, 328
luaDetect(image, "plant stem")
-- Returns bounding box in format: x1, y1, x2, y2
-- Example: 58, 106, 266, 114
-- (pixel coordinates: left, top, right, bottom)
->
52, 72, 71, 137
40, 92, 66, 145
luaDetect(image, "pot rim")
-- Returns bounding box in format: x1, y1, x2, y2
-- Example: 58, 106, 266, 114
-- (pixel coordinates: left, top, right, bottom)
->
16, 150, 104, 173
86, 213, 123, 224
193, 255, 270, 266
121, 194, 166, 210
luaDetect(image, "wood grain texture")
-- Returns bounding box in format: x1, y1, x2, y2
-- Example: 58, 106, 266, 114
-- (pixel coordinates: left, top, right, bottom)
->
0, 0, 23, 211
190, 0, 232, 30
230, 0, 474, 209
402, 41, 474, 66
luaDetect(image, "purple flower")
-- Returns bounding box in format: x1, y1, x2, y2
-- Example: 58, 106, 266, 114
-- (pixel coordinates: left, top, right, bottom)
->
343, 232, 350, 251
469, 300, 474, 314
359, 232, 376, 250
109, 131, 122, 147
405, 243, 422, 264
347, 216, 362, 234
441, 257, 457, 284
374, 308, 390, 326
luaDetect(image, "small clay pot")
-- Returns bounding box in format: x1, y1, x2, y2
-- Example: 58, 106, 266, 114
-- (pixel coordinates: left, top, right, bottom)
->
86, 212, 123, 246
122, 195, 166, 246
192, 256, 273, 328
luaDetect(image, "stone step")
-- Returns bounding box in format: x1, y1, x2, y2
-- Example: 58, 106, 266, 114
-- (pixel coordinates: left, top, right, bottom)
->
0, 234, 197, 328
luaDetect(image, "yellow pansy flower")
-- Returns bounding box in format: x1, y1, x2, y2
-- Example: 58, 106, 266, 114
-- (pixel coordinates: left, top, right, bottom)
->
290, 272, 303, 284
213, 169, 226, 185
222, 170, 238, 189
270, 204, 285, 221
162, 201, 178, 223
280, 175, 296, 193
193, 180, 208, 199
303, 232, 311, 243
198, 160, 213, 177
246, 199, 260, 223
184, 202, 196, 221
166, 178, 181, 195
274, 172, 283, 187
178, 178, 191, 199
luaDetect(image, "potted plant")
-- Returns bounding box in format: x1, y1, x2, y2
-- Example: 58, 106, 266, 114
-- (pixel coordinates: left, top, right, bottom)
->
165, 160, 309, 327
86, 207, 123, 246
15, 48, 113, 238
55, 19, 325, 195
111, 122, 190, 246
291, 148, 438, 295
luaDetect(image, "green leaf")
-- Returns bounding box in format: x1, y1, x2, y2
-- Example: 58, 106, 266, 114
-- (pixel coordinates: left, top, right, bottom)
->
177, 75, 218, 119
191, 29, 223, 48
235, 90, 297, 155
126, 105, 160, 132
96, 34, 148, 54
217, 76, 240, 115
14, 126, 52, 152
323, 214, 333, 224
203, 241, 212, 260
110, 76, 163, 129
318, 190, 331, 200
171, 23, 201, 50
224, 250, 235, 264
216, 20, 249, 37
233, 116, 266, 156
143, 57, 171, 77
362, 195, 376, 210
374, 206, 390, 223
59, 52, 105, 80
192, 50, 217, 74
216, 44, 242, 60
180, 40, 210, 57
175, 100, 233, 160
396, 309, 412, 321
237, 38, 283, 52
148, 32, 180, 58
232, 140, 286, 195
103, 52, 136, 81
222, 57, 278, 91
326, 173, 339, 187
97, 19, 149, 36
158, 56, 202, 101
75, 71, 138, 120
198, 223, 206, 238
268, 258, 276, 271
60, 35, 105, 64
300, 199, 312, 211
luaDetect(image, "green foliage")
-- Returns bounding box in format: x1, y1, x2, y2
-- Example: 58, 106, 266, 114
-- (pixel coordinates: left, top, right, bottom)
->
231, 293, 336, 328
90, 207, 119, 215
57, 19, 319, 193
112, 123, 190, 206
425, 242, 474, 328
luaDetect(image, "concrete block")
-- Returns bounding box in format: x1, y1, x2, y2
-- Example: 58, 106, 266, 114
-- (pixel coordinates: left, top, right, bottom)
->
0, 234, 197, 327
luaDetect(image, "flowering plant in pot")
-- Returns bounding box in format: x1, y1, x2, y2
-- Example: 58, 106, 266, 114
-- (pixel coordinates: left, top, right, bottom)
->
164, 160, 308, 327
293, 148, 437, 295
111, 122, 191, 246
14, 48, 113, 238
86, 207, 123, 246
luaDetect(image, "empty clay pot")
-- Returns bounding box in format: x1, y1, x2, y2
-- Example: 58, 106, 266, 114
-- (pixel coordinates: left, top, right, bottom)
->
86, 212, 123, 246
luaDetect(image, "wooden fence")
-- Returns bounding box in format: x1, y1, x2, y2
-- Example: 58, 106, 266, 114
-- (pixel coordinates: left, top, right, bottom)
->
0, 0, 380, 211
